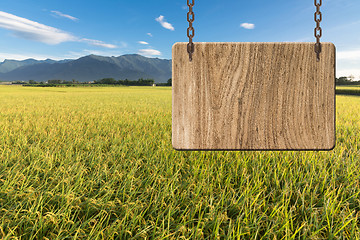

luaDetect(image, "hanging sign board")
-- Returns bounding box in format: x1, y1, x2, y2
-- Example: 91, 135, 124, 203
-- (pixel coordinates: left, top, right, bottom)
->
172, 42, 336, 150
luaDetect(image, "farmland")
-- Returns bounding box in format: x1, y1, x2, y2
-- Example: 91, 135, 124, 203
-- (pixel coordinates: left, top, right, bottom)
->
0, 85, 359, 239
337, 85, 360, 88
336, 85, 360, 96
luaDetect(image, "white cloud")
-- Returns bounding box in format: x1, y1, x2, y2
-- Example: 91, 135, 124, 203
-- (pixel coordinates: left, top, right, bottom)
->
138, 49, 161, 57
147, 32, 153, 37
155, 15, 175, 31
0, 11, 117, 49
337, 49, 360, 60
81, 38, 117, 49
66, 49, 124, 59
0, 49, 126, 62
0, 10, 76, 44
336, 49, 360, 78
51, 10, 78, 21
117, 42, 128, 48
337, 69, 360, 79
138, 41, 149, 45
240, 23, 255, 30
0, 52, 63, 61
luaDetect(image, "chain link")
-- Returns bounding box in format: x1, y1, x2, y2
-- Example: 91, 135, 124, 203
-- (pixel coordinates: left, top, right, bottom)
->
185, 0, 322, 62
187, 0, 195, 61
314, 0, 322, 61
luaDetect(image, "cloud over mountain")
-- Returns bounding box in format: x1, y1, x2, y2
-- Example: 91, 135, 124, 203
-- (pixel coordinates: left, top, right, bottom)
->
156, 15, 175, 31
138, 49, 161, 57
0, 11, 116, 48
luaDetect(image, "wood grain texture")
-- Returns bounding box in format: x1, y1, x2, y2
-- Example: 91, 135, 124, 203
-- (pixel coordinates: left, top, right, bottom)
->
172, 42, 336, 150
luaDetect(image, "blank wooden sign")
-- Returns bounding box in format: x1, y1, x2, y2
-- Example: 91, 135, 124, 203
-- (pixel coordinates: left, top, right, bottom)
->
172, 42, 336, 150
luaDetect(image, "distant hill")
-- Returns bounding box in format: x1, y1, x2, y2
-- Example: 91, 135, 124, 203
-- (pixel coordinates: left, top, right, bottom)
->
0, 59, 62, 73
0, 54, 172, 83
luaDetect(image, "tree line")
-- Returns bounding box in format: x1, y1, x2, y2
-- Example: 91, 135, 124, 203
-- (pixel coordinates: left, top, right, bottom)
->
94, 78, 154, 86
10, 76, 359, 87
17, 78, 172, 87
94, 78, 172, 86
336, 76, 360, 85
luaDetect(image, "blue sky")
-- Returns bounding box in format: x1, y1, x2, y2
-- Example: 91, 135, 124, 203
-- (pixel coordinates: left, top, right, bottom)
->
0, 0, 359, 78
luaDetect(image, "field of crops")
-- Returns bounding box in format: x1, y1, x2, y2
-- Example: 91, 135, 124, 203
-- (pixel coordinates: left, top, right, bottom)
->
0, 85, 359, 239
336, 85, 360, 90
336, 85, 360, 96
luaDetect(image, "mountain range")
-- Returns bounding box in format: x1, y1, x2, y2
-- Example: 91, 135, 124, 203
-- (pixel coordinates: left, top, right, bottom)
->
0, 54, 172, 83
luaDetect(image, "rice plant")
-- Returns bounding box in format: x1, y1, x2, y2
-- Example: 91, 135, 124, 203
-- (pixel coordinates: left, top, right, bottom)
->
0, 86, 359, 239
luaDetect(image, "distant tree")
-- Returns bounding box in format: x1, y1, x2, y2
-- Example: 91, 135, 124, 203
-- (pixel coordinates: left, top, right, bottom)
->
29, 80, 37, 84
336, 77, 350, 85
12, 81, 26, 85
336, 76, 360, 85
137, 78, 154, 86
94, 78, 155, 86
95, 78, 117, 85
62, 80, 74, 84
167, 78, 172, 86
48, 79, 62, 84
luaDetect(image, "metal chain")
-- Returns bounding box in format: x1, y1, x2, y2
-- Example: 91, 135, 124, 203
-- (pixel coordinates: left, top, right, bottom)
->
187, 0, 195, 61
314, 0, 322, 61
185, 0, 322, 62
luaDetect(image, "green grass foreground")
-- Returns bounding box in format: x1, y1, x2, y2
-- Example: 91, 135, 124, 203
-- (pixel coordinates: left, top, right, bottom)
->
0, 86, 359, 239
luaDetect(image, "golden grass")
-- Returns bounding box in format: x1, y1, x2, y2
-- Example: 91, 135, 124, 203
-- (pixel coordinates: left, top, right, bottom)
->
0, 86, 359, 239
336, 85, 360, 90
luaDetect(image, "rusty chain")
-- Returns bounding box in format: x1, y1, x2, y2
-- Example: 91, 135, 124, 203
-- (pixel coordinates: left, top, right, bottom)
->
186, 0, 322, 62
187, 0, 195, 61
314, 0, 322, 61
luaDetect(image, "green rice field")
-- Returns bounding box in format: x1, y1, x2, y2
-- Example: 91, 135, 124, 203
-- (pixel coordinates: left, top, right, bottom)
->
0, 85, 359, 239
336, 85, 360, 96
